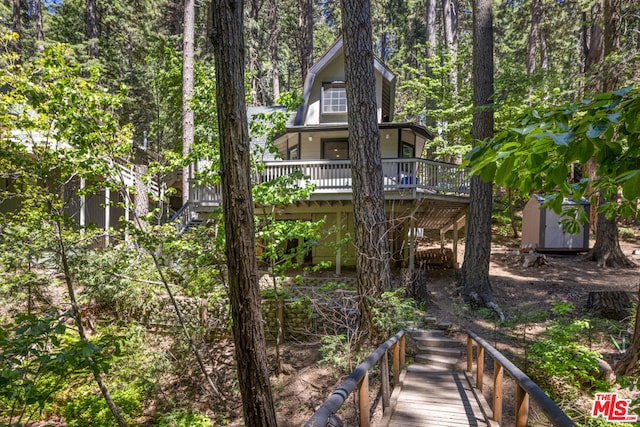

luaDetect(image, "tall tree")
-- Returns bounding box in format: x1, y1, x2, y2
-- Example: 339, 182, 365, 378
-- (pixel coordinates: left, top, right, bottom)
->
86, 0, 98, 58
527, 0, 543, 75
443, 0, 458, 97
297, 0, 313, 88
34, 0, 44, 53
182, 0, 195, 204
341, 0, 391, 338
209, 1, 278, 425
425, 0, 436, 58
458, 0, 500, 315
269, 0, 280, 100
12, 0, 21, 53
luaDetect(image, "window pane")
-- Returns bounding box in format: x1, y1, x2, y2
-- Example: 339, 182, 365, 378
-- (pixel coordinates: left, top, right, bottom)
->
322, 83, 347, 114
323, 140, 348, 159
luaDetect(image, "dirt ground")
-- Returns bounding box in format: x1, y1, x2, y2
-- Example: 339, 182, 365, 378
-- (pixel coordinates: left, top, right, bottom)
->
269, 236, 640, 426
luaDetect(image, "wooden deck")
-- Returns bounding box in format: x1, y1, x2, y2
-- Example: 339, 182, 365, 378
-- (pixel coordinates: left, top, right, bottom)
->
384, 364, 490, 427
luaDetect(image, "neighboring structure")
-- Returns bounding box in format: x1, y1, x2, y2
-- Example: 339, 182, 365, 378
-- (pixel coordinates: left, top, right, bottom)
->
1, 130, 164, 245
521, 194, 590, 252
177, 38, 470, 272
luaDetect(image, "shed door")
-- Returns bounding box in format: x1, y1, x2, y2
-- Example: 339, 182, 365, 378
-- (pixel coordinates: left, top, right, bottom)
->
544, 208, 584, 249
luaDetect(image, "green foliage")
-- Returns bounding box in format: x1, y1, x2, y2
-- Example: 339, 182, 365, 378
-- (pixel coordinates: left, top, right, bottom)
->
61, 382, 144, 427
372, 289, 421, 338
527, 303, 611, 401
156, 409, 212, 427
468, 87, 640, 222
319, 334, 353, 372
319, 281, 355, 292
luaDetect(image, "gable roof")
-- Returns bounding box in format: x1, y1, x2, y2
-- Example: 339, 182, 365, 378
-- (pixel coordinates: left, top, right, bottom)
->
294, 37, 397, 126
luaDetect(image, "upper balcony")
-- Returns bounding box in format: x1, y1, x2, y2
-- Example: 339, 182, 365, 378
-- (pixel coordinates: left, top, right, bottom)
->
188, 157, 469, 210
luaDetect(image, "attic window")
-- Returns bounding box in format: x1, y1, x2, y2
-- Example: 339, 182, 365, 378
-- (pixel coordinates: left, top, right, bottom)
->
322, 82, 347, 114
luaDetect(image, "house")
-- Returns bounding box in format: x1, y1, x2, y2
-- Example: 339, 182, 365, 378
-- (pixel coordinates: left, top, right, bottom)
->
180, 38, 470, 273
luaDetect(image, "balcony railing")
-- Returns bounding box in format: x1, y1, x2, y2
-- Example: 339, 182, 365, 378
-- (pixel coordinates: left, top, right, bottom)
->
188, 158, 469, 207
263, 158, 469, 194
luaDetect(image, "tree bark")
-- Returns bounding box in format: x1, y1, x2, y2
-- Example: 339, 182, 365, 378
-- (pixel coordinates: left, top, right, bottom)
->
443, 0, 459, 97
182, 0, 195, 205
34, 0, 44, 53
86, 0, 99, 59
425, 0, 436, 58
210, 1, 278, 425
341, 0, 391, 339
12, 0, 21, 53
458, 0, 500, 315
298, 0, 314, 89
527, 0, 542, 75
247, 0, 261, 105
615, 285, 640, 376
269, 0, 280, 100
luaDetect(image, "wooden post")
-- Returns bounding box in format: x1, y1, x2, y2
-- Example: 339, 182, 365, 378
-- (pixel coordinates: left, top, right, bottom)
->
104, 186, 110, 246
467, 336, 473, 372
392, 342, 400, 385
477, 346, 484, 391
358, 371, 370, 427
493, 360, 503, 425
381, 351, 390, 413
408, 217, 415, 270
399, 334, 405, 370
516, 384, 530, 427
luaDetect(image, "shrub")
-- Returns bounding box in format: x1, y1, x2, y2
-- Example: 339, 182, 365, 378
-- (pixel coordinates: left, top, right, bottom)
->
157, 409, 212, 427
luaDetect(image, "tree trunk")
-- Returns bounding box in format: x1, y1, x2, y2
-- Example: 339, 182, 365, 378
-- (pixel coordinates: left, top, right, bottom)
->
134, 165, 149, 228
210, 1, 278, 425
584, 193, 634, 267
341, 0, 391, 339
458, 0, 499, 315
615, 285, 640, 376
248, 0, 261, 106
298, 0, 314, 89
527, 0, 542, 75
182, 0, 195, 205
86, 0, 99, 59
12, 0, 21, 53
425, 0, 436, 58
269, 0, 280, 100
34, 0, 44, 53
443, 0, 458, 97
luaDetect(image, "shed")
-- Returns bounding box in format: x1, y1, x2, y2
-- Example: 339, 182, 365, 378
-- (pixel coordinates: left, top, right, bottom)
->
521, 195, 590, 252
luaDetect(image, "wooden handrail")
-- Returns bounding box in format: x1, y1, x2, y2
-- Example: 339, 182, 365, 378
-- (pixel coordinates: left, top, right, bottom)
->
305, 330, 406, 427
466, 329, 575, 427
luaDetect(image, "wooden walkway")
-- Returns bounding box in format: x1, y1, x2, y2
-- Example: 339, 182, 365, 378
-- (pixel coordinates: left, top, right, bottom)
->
379, 325, 493, 427
384, 364, 490, 426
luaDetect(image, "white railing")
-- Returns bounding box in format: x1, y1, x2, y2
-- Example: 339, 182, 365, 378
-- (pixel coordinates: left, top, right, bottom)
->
188, 158, 469, 207
263, 158, 470, 194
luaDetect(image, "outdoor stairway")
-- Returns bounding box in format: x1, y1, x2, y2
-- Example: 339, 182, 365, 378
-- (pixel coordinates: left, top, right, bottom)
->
381, 318, 494, 427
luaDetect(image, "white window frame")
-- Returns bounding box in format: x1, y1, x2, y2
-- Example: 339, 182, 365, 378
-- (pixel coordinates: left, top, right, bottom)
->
322, 82, 347, 114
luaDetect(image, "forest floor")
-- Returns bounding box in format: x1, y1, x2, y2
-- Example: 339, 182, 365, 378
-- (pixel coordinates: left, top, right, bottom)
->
267, 234, 640, 427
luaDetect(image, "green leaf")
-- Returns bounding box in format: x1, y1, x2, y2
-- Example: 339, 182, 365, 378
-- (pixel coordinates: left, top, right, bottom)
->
586, 120, 610, 139
551, 131, 573, 147
619, 170, 640, 200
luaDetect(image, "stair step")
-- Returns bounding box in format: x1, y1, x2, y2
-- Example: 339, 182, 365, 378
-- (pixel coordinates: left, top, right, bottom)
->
408, 328, 444, 338
423, 316, 437, 325
412, 336, 461, 348
417, 346, 463, 357
415, 353, 460, 369
435, 321, 452, 330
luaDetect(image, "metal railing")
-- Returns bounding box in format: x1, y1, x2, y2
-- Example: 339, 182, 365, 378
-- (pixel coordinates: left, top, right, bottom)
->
305, 330, 406, 427
466, 329, 575, 427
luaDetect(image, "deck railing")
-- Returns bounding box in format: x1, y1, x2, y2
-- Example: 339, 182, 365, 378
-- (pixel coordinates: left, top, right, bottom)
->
466, 329, 575, 427
263, 158, 470, 194
304, 330, 406, 427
